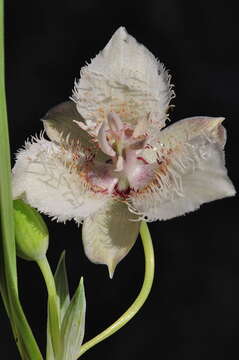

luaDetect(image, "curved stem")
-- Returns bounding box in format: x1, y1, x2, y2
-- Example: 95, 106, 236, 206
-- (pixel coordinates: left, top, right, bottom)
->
37, 256, 61, 358
77, 221, 155, 358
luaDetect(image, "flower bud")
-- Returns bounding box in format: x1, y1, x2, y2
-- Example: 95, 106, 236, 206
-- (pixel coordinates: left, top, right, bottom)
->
13, 199, 49, 261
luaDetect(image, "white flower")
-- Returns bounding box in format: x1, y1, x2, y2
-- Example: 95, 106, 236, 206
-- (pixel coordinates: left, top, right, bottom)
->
12, 27, 235, 277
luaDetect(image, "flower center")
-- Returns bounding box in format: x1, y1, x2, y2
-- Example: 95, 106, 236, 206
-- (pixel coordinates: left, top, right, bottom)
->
90, 112, 155, 194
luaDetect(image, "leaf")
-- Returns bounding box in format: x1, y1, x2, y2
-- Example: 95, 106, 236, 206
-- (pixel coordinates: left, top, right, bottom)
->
46, 251, 70, 359
0, 230, 10, 316
46, 302, 55, 360
0, 0, 18, 322
0, 5, 43, 358
54, 251, 70, 324
60, 278, 86, 360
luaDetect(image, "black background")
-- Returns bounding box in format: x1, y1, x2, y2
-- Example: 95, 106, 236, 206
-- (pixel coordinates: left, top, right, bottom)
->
1, 0, 238, 359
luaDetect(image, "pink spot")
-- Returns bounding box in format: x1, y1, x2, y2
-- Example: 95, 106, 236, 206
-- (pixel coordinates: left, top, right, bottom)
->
137, 157, 149, 165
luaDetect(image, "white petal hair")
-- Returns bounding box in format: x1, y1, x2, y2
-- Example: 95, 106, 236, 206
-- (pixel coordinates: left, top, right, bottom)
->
129, 117, 236, 221
12, 138, 109, 223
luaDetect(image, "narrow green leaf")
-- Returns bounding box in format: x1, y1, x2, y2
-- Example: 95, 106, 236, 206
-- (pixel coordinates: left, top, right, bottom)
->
54, 251, 70, 324
46, 251, 70, 359
0, 0, 18, 298
0, 229, 10, 316
61, 278, 86, 360
46, 302, 55, 360
37, 257, 61, 358
0, 2, 43, 358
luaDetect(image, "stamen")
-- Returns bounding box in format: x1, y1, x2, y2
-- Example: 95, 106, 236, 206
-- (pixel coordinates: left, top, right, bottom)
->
108, 112, 124, 133
132, 115, 150, 138
115, 155, 124, 172
97, 120, 116, 157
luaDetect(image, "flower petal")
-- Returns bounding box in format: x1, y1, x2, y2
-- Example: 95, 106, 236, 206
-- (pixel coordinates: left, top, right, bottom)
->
71, 27, 174, 134
12, 138, 109, 222
82, 200, 140, 278
42, 101, 93, 148
130, 117, 235, 221
159, 116, 226, 147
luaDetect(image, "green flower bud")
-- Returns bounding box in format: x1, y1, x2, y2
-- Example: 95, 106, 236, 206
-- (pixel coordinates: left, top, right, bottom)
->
13, 199, 49, 261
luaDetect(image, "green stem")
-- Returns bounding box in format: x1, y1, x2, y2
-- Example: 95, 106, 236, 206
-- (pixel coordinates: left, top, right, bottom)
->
37, 256, 61, 358
77, 221, 155, 358
0, 2, 43, 359
0, 0, 18, 296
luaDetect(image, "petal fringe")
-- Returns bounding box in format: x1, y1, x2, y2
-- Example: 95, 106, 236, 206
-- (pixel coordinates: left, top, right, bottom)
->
71, 27, 174, 134
12, 138, 109, 222
130, 117, 235, 221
